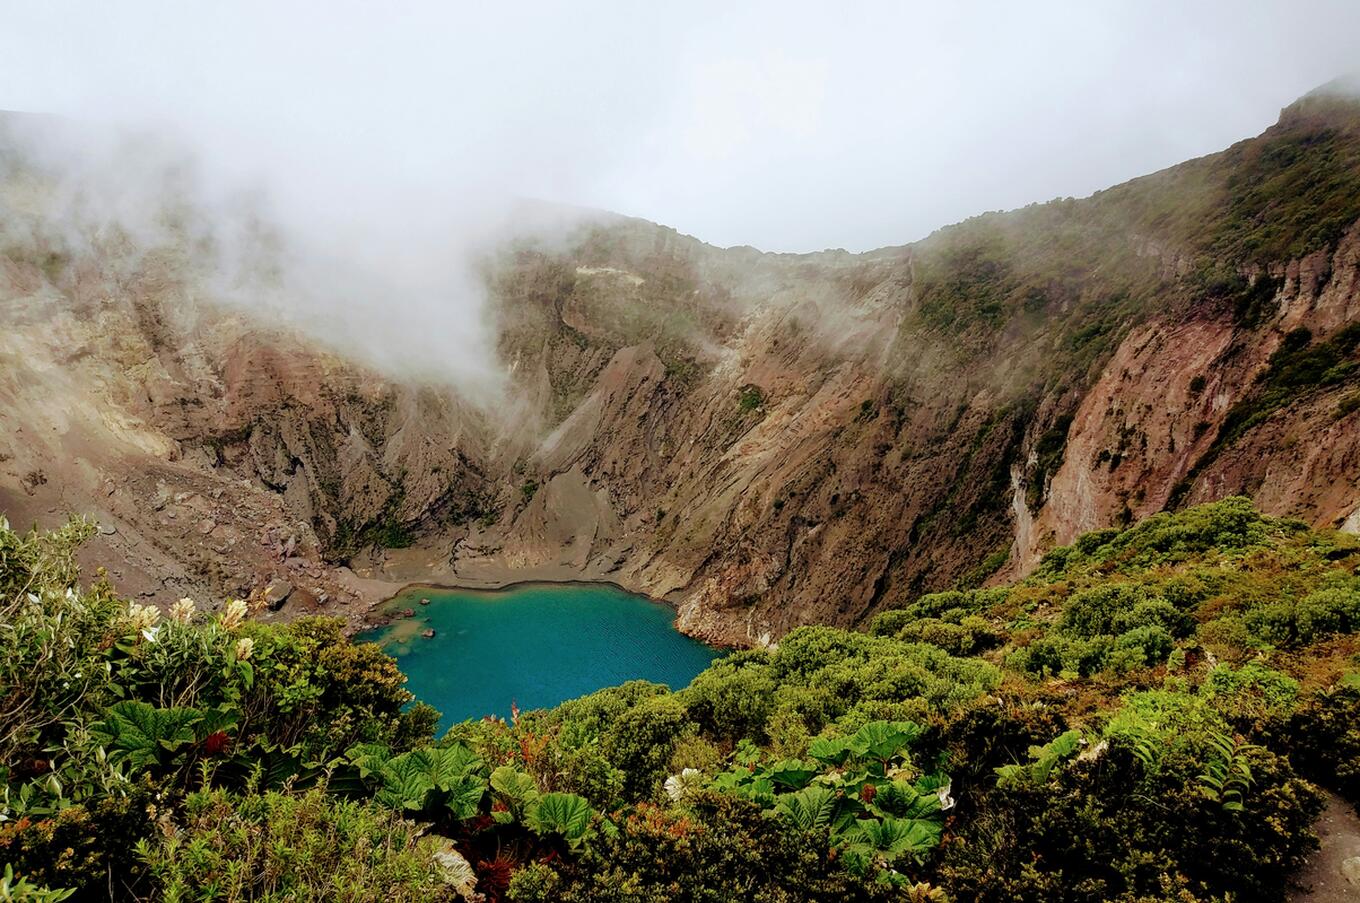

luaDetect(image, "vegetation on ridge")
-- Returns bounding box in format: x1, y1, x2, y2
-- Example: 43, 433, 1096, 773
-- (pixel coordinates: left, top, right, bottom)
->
3, 498, 1358, 900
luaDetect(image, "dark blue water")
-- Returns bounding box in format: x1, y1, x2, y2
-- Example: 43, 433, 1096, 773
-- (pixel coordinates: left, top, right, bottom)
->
357, 582, 721, 730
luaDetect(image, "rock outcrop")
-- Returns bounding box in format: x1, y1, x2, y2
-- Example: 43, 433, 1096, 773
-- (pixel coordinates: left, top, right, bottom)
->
4, 84, 1360, 644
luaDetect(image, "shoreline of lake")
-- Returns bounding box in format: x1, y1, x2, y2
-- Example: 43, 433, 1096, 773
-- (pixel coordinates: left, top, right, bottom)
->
358, 582, 724, 728
364, 576, 700, 631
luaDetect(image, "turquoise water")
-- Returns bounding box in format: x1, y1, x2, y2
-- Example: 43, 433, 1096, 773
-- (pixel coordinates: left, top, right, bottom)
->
358, 582, 721, 730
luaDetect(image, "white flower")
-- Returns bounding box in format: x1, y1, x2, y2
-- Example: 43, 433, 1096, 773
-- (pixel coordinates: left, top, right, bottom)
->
935, 778, 955, 811
664, 767, 703, 802
125, 602, 161, 632
141, 626, 161, 644
1077, 739, 1109, 764
170, 598, 197, 624
219, 599, 248, 631
234, 637, 255, 662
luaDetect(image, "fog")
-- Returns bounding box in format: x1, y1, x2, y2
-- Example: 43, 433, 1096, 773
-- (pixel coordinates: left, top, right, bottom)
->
7, 1, 1360, 252
2, 1, 1359, 391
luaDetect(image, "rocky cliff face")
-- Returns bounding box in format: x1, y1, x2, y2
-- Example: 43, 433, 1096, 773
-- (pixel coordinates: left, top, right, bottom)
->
4, 83, 1360, 644
1020, 224, 1360, 569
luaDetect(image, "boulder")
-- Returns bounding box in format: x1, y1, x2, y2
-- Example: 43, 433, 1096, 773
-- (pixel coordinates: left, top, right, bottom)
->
1342, 855, 1360, 887
264, 580, 294, 610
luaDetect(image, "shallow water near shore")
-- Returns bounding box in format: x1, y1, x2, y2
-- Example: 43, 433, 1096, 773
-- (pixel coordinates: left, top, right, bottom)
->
358, 582, 722, 730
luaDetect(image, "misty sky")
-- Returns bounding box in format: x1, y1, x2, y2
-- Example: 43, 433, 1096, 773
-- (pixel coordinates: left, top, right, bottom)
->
3, 1, 1360, 253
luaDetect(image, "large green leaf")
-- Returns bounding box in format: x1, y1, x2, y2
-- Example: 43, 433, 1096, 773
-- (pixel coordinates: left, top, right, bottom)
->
711, 768, 776, 806
411, 745, 481, 792
871, 780, 941, 820
913, 773, 951, 795
373, 744, 486, 814
848, 721, 923, 763
526, 792, 594, 847
90, 701, 202, 769
344, 743, 393, 781
192, 705, 239, 742
807, 736, 854, 768
996, 729, 1084, 788
490, 765, 539, 823
745, 776, 776, 807
900, 817, 943, 856
443, 773, 489, 821
994, 762, 1028, 788
711, 770, 745, 792
1028, 728, 1082, 767
435, 742, 483, 778
765, 758, 819, 791
774, 785, 840, 832
376, 753, 437, 811
848, 814, 942, 858
248, 742, 322, 790
490, 765, 539, 802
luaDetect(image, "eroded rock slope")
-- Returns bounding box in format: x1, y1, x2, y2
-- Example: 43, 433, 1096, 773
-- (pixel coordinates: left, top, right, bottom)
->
4, 83, 1360, 643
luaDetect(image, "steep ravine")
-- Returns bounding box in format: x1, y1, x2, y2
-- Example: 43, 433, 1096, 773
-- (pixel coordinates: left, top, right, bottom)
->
4, 87, 1360, 645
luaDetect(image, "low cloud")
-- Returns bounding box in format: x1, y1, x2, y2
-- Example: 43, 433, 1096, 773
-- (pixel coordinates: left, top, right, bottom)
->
0, 112, 571, 399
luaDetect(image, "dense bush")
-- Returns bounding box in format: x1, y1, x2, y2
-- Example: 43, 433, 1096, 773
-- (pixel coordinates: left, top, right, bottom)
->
525, 792, 909, 902
1282, 680, 1360, 808
0, 516, 444, 899
940, 736, 1321, 901
4, 498, 1357, 901
0, 789, 152, 896
137, 787, 455, 902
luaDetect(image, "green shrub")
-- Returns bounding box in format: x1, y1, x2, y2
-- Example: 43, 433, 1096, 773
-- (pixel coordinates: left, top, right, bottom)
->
1335, 390, 1360, 418
1114, 598, 1195, 638
1202, 662, 1300, 727
1061, 584, 1157, 636
1283, 683, 1360, 807
136, 787, 455, 901
1301, 586, 1360, 630
682, 661, 778, 743
600, 693, 690, 798
1038, 497, 1287, 578
0, 516, 119, 768
0, 791, 152, 897
6, 496, 1360, 901
1110, 625, 1175, 669
507, 861, 560, 901
867, 608, 915, 637
1008, 635, 1067, 677
942, 736, 1322, 901
896, 619, 977, 655
0, 864, 73, 903
546, 792, 904, 901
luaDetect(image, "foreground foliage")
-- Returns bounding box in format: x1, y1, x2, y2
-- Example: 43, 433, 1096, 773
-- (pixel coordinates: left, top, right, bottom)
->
2, 499, 1357, 900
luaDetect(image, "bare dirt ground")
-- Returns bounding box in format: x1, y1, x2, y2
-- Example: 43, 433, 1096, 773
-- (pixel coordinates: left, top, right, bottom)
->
1292, 792, 1360, 902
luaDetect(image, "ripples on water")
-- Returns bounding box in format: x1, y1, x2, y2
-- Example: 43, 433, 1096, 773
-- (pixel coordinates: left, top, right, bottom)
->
358, 582, 722, 730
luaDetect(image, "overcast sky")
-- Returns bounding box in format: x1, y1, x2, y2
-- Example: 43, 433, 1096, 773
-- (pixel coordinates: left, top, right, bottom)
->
3, 1, 1359, 253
